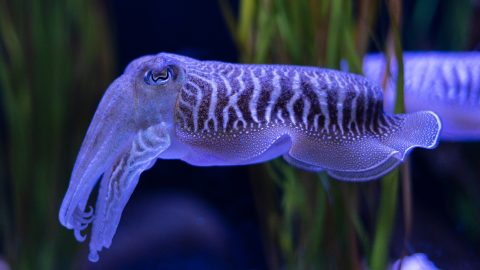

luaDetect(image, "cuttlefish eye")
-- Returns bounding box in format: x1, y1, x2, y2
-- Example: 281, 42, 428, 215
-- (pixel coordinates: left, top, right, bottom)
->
144, 67, 171, 85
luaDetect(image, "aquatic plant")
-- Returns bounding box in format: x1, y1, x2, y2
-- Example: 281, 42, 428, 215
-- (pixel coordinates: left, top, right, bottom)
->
364, 52, 480, 141
1, 0, 476, 268
0, 0, 114, 269
218, 0, 409, 269
217, 0, 480, 267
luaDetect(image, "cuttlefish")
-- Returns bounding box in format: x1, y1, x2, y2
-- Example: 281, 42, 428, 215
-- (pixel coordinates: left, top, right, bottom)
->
59, 53, 441, 261
364, 52, 480, 141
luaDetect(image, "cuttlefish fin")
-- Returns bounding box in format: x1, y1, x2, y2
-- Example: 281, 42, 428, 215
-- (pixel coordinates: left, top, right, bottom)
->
284, 111, 441, 181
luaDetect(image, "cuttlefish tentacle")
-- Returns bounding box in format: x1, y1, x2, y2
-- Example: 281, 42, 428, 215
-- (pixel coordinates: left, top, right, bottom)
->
59, 76, 135, 237
88, 123, 170, 262
59, 54, 181, 262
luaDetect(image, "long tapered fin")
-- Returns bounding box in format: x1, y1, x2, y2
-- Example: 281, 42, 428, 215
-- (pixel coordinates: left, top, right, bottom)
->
284, 137, 400, 181
329, 111, 441, 180
283, 111, 441, 181
87, 123, 171, 262
282, 153, 324, 172
327, 154, 401, 181
379, 111, 441, 151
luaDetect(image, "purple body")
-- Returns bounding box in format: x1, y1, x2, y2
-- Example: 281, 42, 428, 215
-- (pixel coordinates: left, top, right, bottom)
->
59, 53, 441, 261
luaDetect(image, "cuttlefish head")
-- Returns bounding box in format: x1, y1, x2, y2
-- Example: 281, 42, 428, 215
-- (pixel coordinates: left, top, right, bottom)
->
59, 53, 187, 262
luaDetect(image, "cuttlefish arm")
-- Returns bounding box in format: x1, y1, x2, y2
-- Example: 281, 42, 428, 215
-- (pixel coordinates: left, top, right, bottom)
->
59, 55, 183, 262
58, 75, 137, 243
88, 123, 170, 261
60, 122, 170, 262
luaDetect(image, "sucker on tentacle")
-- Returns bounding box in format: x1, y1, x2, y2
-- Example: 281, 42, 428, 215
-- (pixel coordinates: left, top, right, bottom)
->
59, 52, 441, 262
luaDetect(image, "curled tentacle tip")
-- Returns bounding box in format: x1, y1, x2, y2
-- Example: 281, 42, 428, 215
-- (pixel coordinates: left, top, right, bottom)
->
73, 206, 94, 223
78, 222, 90, 231
71, 205, 95, 242
74, 229, 87, 242
84, 205, 94, 216
88, 251, 99, 262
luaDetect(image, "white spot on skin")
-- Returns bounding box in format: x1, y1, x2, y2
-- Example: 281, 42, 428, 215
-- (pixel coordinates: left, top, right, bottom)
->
204, 75, 219, 132
302, 97, 311, 129
249, 68, 261, 124
187, 81, 202, 132
306, 72, 330, 132
349, 84, 361, 135
362, 83, 368, 133
286, 71, 301, 125
221, 69, 247, 130
336, 82, 346, 135
277, 109, 285, 123
265, 69, 281, 124
313, 114, 320, 131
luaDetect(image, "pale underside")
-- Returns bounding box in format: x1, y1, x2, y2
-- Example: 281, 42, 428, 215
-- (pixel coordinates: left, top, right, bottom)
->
175, 110, 440, 181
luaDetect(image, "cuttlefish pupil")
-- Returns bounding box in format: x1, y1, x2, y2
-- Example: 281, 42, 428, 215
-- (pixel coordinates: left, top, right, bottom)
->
59, 53, 442, 262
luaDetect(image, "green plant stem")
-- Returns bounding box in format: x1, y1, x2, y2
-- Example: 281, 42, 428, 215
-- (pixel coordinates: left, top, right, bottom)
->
218, 1, 403, 269
371, 1, 404, 267
0, 0, 114, 268
370, 170, 399, 270
402, 159, 412, 252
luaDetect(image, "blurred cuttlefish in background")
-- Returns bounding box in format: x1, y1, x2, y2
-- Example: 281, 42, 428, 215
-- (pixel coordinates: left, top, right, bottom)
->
364, 52, 480, 141
59, 53, 441, 261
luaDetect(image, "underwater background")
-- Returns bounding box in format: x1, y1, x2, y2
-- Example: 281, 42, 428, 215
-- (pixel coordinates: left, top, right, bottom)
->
0, 0, 479, 269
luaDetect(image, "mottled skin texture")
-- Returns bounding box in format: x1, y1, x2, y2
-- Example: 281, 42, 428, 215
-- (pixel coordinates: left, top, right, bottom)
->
364, 52, 480, 140
171, 57, 393, 166
59, 53, 441, 262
